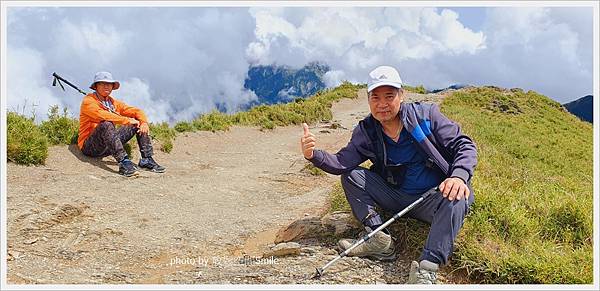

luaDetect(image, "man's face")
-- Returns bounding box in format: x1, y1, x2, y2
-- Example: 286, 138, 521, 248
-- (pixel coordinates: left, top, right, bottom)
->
95, 82, 114, 98
368, 86, 403, 123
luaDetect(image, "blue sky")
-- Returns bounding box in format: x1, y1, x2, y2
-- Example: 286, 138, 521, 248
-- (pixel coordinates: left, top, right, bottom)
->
4, 5, 595, 123
444, 7, 487, 31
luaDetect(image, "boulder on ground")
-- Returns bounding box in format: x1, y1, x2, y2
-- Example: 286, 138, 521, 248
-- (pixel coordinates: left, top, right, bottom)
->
275, 211, 361, 243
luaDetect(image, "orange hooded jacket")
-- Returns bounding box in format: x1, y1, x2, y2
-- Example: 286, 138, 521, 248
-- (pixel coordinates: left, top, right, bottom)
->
78, 93, 148, 149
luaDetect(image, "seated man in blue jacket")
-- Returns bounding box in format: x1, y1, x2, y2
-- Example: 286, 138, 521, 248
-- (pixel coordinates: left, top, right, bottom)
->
300, 65, 477, 284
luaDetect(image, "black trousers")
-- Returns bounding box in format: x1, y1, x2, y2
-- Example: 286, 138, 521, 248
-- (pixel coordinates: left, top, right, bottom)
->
82, 121, 153, 162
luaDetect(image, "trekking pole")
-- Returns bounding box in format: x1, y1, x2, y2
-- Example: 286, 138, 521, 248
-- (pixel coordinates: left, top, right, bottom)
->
52, 72, 87, 95
311, 186, 439, 279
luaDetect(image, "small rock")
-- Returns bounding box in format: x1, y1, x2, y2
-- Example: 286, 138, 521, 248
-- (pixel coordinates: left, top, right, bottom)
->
300, 246, 318, 254
322, 248, 338, 255
10, 250, 22, 259
24, 238, 38, 245
262, 242, 301, 258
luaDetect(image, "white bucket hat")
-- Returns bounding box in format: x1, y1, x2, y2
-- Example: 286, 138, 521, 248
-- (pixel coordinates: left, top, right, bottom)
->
367, 66, 403, 93
90, 71, 120, 90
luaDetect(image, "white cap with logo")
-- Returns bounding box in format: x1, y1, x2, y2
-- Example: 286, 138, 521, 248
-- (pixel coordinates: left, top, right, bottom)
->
367, 66, 403, 93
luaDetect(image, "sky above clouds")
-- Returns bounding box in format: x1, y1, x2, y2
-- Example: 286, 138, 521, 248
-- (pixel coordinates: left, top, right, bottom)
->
5, 5, 594, 123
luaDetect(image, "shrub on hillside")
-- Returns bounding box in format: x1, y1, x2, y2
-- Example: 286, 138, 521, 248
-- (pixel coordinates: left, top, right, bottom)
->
193, 110, 233, 132
40, 105, 79, 145
149, 122, 177, 153
7, 112, 48, 165
174, 121, 194, 133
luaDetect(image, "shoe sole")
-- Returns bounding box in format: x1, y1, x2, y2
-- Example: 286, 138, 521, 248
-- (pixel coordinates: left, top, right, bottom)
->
120, 171, 139, 177
365, 251, 397, 262
139, 167, 165, 173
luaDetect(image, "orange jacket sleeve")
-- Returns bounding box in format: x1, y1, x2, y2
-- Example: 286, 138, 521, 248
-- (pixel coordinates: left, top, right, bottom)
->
80, 95, 131, 125
113, 99, 149, 124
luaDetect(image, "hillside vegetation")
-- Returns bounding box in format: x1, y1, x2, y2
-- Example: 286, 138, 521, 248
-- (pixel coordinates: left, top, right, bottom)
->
443, 87, 592, 283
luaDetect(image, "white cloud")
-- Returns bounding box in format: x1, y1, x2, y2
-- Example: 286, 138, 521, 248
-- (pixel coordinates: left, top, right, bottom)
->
55, 19, 128, 66
7, 45, 64, 121
117, 78, 171, 123
323, 70, 347, 88
5, 6, 593, 124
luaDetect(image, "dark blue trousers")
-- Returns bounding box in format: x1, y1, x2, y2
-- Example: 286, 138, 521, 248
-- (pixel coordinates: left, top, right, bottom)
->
340, 167, 474, 265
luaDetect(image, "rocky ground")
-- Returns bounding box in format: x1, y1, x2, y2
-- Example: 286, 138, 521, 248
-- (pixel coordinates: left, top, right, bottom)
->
6, 89, 463, 285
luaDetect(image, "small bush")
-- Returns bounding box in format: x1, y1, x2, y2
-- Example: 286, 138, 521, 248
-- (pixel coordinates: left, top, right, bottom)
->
39, 105, 79, 145
193, 110, 233, 132
149, 122, 177, 153
174, 121, 194, 133
7, 112, 48, 165
404, 84, 428, 94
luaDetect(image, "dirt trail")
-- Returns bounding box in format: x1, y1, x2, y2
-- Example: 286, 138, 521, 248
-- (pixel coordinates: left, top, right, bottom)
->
6, 89, 447, 284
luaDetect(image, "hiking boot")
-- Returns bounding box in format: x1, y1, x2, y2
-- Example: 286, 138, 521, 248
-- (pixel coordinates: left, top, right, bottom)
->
337, 227, 396, 261
407, 260, 439, 284
118, 159, 138, 177
138, 156, 166, 173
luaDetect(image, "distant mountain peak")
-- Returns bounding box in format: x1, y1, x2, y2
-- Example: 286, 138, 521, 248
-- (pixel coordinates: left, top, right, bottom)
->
244, 62, 330, 108
563, 95, 593, 123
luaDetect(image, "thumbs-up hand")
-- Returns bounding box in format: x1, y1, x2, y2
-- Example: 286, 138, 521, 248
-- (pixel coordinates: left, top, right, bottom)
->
301, 123, 316, 159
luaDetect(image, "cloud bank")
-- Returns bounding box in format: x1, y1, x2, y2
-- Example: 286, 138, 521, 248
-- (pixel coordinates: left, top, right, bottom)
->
6, 6, 593, 122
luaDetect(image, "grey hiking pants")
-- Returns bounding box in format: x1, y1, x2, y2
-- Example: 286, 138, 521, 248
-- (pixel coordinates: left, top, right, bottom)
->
82, 121, 153, 162
340, 166, 474, 266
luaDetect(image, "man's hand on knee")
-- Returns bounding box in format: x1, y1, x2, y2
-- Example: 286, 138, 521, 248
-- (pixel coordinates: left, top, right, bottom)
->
138, 122, 149, 134
439, 177, 470, 201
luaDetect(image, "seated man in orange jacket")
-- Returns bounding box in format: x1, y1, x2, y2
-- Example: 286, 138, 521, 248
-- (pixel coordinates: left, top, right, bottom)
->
78, 71, 165, 177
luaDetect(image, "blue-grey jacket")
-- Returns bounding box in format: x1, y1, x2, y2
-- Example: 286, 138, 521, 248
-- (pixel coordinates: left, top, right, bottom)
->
308, 102, 477, 184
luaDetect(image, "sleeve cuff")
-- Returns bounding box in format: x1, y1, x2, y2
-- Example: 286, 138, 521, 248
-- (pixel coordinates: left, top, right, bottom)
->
307, 149, 324, 165
450, 168, 470, 184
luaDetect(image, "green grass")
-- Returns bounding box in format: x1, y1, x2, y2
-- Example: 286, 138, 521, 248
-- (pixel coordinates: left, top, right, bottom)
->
302, 163, 325, 176
7, 112, 48, 165
443, 87, 592, 283
325, 86, 592, 283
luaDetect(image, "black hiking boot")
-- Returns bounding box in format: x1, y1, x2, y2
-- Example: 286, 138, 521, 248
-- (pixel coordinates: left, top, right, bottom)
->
138, 156, 166, 173
118, 159, 138, 177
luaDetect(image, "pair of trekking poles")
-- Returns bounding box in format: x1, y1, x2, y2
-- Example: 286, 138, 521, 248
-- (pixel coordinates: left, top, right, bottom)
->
312, 186, 438, 279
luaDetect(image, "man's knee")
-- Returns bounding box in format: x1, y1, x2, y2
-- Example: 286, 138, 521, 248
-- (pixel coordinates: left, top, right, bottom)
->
340, 168, 366, 192
438, 196, 470, 218
98, 121, 116, 132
